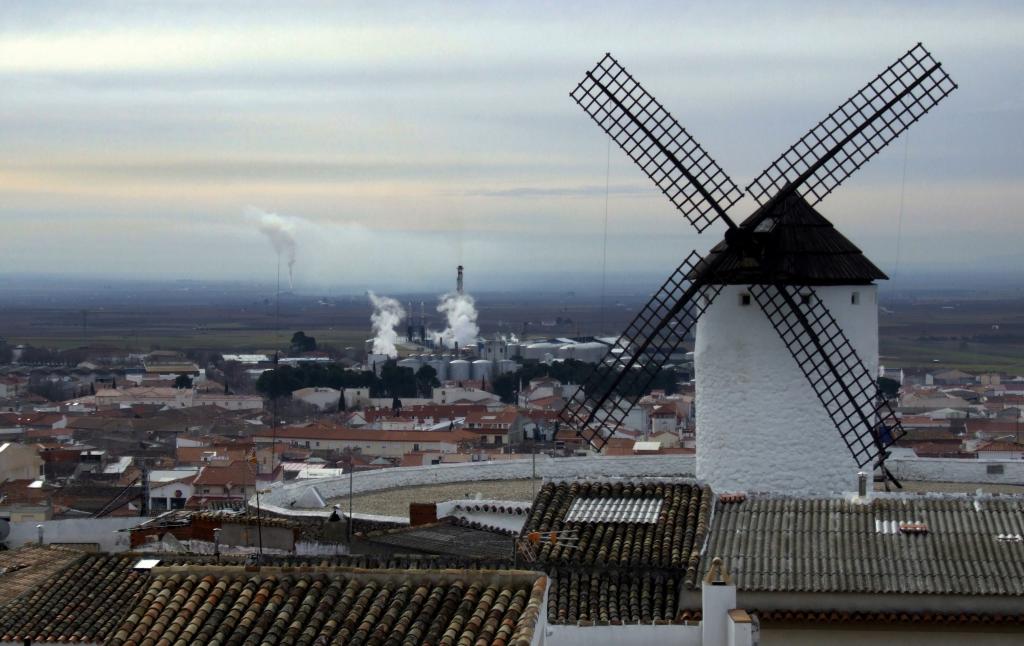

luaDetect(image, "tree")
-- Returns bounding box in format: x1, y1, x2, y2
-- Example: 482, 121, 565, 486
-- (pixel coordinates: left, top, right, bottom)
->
256, 362, 379, 399
492, 373, 517, 404
290, 331, 317, 354
377, 360, 417, 398
878, 376, 900, 400
173, 373, 194, 389
414, 365, 440, 398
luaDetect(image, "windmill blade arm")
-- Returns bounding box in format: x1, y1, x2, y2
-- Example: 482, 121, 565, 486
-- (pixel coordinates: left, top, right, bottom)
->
560, 251, 723, 449
746, 43, 957, 209
571, 54, 744, 233
749, 284, 904, 468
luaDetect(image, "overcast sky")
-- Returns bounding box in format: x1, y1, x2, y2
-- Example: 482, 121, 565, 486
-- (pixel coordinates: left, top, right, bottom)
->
0, 1, 1021, 292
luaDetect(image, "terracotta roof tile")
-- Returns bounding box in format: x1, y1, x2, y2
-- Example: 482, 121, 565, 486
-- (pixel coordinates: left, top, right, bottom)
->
547, 569, 679, 625
0, 546, 82, 605
522, 480, 712, 589
0, 554, 149, 643
193, 460, 257, 488
108, 568, 544, 646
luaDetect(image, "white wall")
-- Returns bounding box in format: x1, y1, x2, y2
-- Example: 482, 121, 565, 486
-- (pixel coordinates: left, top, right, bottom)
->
696, 285, 878, 493
255, 455, 698, 514
891, 456, 1024, 484
541, 624, 701, 646
761, 628, 1024, 646
6, 517, 144, 551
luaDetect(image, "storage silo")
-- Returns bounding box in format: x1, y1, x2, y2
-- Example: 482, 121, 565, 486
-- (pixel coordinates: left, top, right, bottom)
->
397, 356, 423, 372
448, 359, 471, 381
523, 342, 559, 360
426, 356, 448, 381
567, 341, 608, 364
497, 359, 518, 375
471, 359, 494, 381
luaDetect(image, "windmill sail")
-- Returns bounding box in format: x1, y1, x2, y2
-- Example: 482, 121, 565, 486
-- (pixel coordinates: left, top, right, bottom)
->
746, 43, 957, 208
749, 283, 904, 467
571, 53, 744, 232
560, 251, 722, 449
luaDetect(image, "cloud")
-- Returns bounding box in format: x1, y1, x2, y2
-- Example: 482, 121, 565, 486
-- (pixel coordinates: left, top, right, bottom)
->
466, 184, 653, 198
1, 2, 1022, 286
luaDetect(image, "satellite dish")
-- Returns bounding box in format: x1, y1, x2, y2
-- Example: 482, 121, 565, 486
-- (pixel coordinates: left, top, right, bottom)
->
0, 518, 10, 543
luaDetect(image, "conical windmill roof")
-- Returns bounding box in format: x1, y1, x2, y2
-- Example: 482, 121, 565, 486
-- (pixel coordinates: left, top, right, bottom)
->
701, 193, 887, 286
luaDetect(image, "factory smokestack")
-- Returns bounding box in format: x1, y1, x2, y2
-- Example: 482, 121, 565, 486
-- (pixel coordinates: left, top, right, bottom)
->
368, 291, 405, 358
457, 265, 464, 295
249, 207, 298, 290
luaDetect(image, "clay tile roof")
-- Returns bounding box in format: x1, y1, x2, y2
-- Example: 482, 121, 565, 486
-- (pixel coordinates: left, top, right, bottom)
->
521, 480, 713, 589
193, 460, 256, 487
0, 546, 82, 604
547, 569, 681, 625
0, 554, 150, 643
702, 494, 1024, 596
107, 569, 545, 646
361, 521, 515, 561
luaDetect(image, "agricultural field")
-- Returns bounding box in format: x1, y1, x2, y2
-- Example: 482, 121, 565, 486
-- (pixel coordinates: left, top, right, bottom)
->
1, 276, 1023, 376
878, 295, 1024, 374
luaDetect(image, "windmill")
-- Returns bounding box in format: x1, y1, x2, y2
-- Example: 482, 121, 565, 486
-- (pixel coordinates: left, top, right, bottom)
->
561, 44, 957, 492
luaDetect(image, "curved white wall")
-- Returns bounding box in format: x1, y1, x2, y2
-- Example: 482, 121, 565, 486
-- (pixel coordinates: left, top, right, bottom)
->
254, 455, 698, 517
695, 284, 878, 493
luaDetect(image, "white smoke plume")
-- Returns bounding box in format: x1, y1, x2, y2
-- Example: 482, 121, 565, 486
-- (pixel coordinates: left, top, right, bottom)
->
368, 291, 406, 358
249, 207, 297, 290
436, 292, 479, 349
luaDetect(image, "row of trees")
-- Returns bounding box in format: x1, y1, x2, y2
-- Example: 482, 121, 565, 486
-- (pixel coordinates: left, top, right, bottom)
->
492, 358, 683, 404
255, 360, 440, 402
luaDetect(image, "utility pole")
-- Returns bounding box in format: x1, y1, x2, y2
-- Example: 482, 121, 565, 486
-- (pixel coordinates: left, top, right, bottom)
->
251, 448, 264, 563
348, 452, 354, 544
532, 443, 537, 500
140, 462, 150, 517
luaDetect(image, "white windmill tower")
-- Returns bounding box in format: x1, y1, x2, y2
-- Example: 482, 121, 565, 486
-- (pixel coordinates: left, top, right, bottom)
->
561, 45, 957, 493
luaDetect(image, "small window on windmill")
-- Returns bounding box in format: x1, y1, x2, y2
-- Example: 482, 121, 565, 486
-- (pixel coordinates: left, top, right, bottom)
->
851, 291, 860, 305
739, 293, 751, 307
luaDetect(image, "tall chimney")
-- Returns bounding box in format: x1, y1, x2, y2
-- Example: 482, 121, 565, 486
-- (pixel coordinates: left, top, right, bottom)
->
457, 265, 464, 295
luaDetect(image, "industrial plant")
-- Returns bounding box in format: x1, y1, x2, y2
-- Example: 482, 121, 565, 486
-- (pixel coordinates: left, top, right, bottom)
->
364, 264, 627, 381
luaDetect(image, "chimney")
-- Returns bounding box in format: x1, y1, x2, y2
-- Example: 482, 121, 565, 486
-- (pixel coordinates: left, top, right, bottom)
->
857, 471, 869, 499
456, 265, 464, 295
701, 556, 736, 646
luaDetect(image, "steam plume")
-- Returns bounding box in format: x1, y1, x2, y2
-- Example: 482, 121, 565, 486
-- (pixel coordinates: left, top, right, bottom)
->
368, 291, 406, 357
249, 207, 297, 290
436, 292, 479, 349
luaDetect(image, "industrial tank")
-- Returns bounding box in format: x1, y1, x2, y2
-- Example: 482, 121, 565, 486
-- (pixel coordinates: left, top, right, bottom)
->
497, 359, 518, 375
397, 356, 423, 372
523, 342, 559, 360
426, 357, 448, 381
559, 341, 608, 364
471, 359, 494, 381
448, 359, 471, 382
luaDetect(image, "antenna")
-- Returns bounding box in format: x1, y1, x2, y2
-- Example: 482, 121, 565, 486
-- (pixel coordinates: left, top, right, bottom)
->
562, 44, 957, 481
